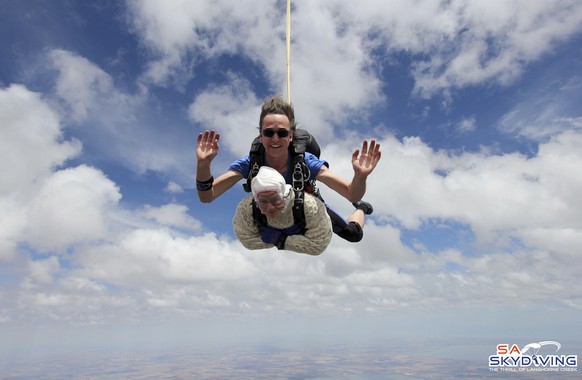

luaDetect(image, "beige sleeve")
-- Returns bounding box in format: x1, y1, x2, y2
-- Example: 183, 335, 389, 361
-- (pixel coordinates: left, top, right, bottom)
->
284, 195, 332, 255
232, 195, 273, 250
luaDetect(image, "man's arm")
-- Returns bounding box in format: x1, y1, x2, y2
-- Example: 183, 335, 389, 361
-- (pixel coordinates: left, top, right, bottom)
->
196, 129, 244, 202
315, 139, 381, 203
316, 166, 365, 203
197, 170, 243, 203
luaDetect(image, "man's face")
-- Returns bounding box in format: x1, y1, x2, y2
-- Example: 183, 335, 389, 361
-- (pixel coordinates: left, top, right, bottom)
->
256, 191, 285, 218
260, 114, 293, 160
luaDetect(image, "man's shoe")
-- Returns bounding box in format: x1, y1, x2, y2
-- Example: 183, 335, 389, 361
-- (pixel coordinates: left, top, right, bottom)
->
352, 201, 373, 215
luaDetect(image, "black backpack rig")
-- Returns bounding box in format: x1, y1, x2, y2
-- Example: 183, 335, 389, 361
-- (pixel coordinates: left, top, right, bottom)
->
242, 129, 322, 233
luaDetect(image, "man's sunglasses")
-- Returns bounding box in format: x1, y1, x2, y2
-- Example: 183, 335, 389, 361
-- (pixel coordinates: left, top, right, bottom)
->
262, 129, 290, 138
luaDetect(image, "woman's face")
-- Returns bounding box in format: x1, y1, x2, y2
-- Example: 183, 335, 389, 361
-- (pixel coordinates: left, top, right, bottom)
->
256, 190, 285, 218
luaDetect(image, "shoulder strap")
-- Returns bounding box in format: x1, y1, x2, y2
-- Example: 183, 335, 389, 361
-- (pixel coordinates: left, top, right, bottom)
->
251, 199, 268, 228
292, 129, 320, 158
244, 129, 321, 193
243, 136, 263, 193
291, 152, 308, 233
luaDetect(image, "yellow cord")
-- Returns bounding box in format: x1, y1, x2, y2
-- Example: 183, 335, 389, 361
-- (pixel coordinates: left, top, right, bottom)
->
286, 0, 292, 103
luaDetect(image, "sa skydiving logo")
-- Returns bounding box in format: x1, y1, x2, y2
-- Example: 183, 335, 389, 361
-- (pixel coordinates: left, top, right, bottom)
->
489, 341, 577, 372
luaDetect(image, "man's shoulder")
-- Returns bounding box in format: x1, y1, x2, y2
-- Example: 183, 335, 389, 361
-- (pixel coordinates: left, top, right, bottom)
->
303, 152, 329, 171
228, 155, 251, 175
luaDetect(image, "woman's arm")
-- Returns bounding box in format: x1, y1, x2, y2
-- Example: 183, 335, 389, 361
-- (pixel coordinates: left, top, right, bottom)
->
285, 196, 332, 255
232, 195, 272, 250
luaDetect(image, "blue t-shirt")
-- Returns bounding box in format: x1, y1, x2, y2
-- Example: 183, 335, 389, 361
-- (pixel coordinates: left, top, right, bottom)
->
229, 152, 328, 183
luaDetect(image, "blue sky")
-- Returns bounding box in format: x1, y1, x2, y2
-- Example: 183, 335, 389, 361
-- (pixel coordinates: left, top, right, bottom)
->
2, 0, 582, 363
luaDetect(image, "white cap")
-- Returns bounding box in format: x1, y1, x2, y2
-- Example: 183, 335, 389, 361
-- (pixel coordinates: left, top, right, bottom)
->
251, 166, 292, 205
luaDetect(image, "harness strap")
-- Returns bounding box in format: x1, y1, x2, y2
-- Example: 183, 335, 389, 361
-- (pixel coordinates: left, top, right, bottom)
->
251, 198, 268, 227
243, 138, 263, 192
291, 153, 307, 233
246, 133, 319, 233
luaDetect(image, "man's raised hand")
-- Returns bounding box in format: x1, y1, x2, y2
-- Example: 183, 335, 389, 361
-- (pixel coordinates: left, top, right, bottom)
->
196, 130, 220, 163
352, 139, 381, 177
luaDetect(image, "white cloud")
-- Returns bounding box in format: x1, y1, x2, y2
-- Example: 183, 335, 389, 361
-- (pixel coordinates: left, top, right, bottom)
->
74, 229, 258, 287
0, 199, 27, 261
129, 0, 386, 138
324, 128, 582, 255
48, 49, 199, 182
126, 0, 280, 87
338, 0, 582, 98
48, 49, 147, 136
26, 256, 61, 286
288, 1, 385, 135
119, 0, 582, 179
0, 84, 81, 260
0, 84, 81, 195
165, 181, 184, 193
130, 0, 582, 100
188, 74, 260, 158
26, 165, 122, 253
138, 203, 201, 231
403, 0, 582, 97
50, 49, 118, 122
128, 0, 582, 148
457, 116, 477, 133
